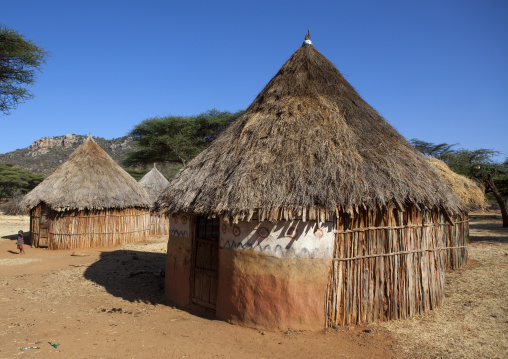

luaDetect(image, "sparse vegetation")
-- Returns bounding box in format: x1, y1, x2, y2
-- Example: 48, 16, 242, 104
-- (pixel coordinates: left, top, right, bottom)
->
0, 190, 28, 215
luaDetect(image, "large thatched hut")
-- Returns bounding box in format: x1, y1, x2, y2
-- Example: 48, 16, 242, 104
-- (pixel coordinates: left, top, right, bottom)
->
427, 157, 485, 269
157, 34, 461, 330
139, 165, 170, 235
22, 135, 151, 249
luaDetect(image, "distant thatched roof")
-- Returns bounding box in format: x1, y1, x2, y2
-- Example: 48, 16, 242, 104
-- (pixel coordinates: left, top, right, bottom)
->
139, 165, 169, 203
427, 157, 485, 210
22, 136, 151, 211
157, 36, 459, 222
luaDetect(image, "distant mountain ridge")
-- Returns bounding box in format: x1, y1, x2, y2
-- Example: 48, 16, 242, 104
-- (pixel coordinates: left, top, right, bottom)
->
0, 134, 138, 176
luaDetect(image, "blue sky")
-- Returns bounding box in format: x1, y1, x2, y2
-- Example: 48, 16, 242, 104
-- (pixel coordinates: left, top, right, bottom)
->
2, 0, 507, 161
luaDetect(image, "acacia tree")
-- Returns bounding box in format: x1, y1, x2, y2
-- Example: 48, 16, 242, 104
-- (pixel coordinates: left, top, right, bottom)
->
0, 163, 43, 199
445, 149, 508, 227
126, 116, 199, 167
124, 109, 243, 168
411, 139, 508, 227
0, 24, 49, 115
410, 139, 457, 159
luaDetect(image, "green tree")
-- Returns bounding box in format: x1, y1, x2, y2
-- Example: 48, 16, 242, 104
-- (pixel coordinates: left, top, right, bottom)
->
125, 116, 200, 167
193, 109, 242, 145
125, 109, 243, 168
0, 163, 44, 199
445, 148, 508, 227
0, 24, 49, 115
410, 139, 457, 159
494, 158, 508, 198
125, 168, 150, 181
412, 139, 508, 227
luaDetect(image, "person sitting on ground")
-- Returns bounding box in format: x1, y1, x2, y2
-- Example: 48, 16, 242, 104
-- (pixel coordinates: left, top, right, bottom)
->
17, 230, 25, 254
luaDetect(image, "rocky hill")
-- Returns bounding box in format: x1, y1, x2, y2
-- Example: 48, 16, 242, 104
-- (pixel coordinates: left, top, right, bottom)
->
0, 134, 138, 177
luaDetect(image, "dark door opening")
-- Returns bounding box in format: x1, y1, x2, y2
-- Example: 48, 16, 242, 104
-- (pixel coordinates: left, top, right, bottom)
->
38, 203, 51, 247
191, 216, 220, 311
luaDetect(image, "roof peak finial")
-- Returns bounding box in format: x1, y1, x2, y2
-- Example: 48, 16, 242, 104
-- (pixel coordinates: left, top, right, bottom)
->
303, 28, 312, 45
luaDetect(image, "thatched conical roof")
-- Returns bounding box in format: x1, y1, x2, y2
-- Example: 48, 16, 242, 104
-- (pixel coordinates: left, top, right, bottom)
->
22, 135, 151, 211
157, 36, 459, 222
427, 157, 485, 210
139, 165, 169, 203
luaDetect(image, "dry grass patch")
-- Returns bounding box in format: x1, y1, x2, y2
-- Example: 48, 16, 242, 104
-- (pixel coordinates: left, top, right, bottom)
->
376, 212, 508, 359
0, 258, 40, 266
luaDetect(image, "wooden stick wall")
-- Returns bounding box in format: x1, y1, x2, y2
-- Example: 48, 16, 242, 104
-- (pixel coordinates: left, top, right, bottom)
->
444, 213, 469, 270
29, 205, 41, 247
36, 207, 150, 249
148, 212, 170, 235
325, 205, 468, 327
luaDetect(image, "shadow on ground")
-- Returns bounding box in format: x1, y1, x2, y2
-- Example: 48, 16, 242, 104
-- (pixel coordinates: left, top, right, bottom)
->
84, 250, 167, 305
1, 233, 28, 240
469, 216, 508, 244
1, 232, 31, 244
469, 234, 508, 244
470, 214, 502, 221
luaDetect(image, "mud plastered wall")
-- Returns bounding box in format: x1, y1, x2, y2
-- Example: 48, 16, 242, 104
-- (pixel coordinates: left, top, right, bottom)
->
220, 219, 334, 259
165, 213, 193, 306
217, 219, 334, 330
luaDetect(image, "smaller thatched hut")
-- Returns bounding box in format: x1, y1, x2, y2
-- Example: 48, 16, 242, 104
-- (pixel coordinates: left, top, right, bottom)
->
139, 165, 170, 235
428, 157, 485, 210
428, 157, 485, 269
21, 135, 151, 249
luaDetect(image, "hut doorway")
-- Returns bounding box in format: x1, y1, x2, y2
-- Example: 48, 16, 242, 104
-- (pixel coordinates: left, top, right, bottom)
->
38, 203, 51, 247
191, 217, 220, 311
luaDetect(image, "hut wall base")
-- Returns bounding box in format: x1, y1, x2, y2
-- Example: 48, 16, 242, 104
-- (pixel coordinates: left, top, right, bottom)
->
165, 235, 193, 306
216, 248, 331, 331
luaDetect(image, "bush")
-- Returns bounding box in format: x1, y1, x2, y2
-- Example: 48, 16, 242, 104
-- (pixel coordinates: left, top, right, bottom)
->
0, 191, 28, 215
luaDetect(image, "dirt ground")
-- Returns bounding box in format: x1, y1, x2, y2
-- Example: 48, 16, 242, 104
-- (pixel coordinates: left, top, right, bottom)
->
0, 212, 506, 359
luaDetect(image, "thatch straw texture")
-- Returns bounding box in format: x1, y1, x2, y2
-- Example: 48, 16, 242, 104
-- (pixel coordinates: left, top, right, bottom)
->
157, 43, 459, 222
139, 166, 169, 203
427, 157, 485, 210
139, 166, 170, 235
21, 136, 151, 211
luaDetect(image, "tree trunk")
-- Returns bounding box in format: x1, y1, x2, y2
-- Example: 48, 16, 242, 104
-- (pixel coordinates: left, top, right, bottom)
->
486, 177, 508, 227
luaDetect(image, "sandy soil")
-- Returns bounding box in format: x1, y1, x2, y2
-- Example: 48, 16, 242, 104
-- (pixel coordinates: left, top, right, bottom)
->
0, 212, 506, 359
0, 214, 396, 359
